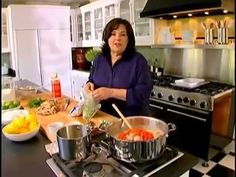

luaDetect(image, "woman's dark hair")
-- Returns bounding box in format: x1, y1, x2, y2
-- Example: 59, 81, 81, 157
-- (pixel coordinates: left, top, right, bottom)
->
101, 18, 136, 59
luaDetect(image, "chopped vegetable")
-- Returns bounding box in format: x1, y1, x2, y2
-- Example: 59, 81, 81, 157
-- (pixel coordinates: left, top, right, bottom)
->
118, 128, 155, 141
28, 98, 45, 108
99, 120, 110, 130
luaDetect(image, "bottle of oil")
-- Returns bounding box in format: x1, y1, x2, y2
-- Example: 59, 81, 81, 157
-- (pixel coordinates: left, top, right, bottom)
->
51, 73, 61, 99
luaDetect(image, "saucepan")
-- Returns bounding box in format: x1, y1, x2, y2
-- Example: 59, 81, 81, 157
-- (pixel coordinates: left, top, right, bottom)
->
57, 124, 91, 161
105, 116, 176, 163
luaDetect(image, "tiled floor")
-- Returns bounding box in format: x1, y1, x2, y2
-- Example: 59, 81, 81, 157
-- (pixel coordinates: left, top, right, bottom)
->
190, 140, 235, 177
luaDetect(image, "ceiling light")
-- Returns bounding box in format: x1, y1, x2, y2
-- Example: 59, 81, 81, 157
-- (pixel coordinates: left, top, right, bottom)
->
173, 15, 177, 18
223, 10, 228, 13
188, 13, 192, 17
204, 12, 209, 15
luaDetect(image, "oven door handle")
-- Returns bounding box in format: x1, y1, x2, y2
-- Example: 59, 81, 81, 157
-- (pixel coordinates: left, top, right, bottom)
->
149, 104, 164, 110
167, 108, 207, 122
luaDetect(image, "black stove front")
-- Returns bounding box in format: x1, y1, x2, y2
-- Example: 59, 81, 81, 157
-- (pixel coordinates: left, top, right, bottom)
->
50, 134, 183, 177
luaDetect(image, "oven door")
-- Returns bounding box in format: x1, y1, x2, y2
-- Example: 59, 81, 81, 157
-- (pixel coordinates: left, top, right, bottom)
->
149, 98, 212, 161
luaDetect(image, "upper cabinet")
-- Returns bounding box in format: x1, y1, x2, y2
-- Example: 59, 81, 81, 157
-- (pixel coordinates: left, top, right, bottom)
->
70, 8, 83, 47
119, 0, 155, 45
2, 8, 10, 53
71, 0, 154, 47
79, 0, 119, 47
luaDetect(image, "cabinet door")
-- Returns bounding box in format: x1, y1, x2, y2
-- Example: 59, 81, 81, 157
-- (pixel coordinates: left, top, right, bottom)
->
38, 29, 72, 97
119, 0, 131, 22
2, 8, 10, 53
76, 10, 83, 45
81, 6, 93, 47
93, 7, 103, 41
105, 3, 116, 25
132, 0, 154, 45
15, 30, 42, 86
70, 9, 76, 47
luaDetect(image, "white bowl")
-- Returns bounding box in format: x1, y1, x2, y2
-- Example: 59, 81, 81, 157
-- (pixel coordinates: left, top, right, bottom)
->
2, 124, 40, 142
47, 122, 64, 136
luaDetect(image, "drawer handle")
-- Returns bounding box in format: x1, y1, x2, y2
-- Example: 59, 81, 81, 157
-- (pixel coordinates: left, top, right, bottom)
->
149, 104, 164, 110
167, 108, 207, 122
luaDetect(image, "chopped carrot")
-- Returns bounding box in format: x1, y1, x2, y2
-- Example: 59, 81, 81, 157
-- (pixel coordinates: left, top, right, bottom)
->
117, 128, 154, 141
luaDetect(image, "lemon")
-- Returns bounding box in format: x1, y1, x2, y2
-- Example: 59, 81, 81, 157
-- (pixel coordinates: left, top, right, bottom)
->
29, 122, 38, 131
25, 114, 37, 123
4, 124, 16, 134
19, 127, 29, 133
13, 117, 26, 128
4, 123, 21, 134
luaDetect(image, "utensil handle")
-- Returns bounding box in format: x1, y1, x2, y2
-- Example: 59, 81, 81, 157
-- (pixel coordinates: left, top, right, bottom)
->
112, 104, 132, 129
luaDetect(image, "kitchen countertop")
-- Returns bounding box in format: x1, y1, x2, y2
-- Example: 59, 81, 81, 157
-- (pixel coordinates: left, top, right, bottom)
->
1, 80, 199, 177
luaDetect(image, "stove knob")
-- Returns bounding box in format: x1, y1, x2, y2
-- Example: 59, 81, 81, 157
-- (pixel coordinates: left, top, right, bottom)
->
168, 95, 174, 101
190, 99, 196, 106
200, 101, 208, 109
177, 97, 182, 103
151, 90, 156, 97
157, 92, 163, 98
183, 97, 189, 103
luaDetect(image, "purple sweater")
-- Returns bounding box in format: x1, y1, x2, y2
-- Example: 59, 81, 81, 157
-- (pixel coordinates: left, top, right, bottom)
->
88, 52, 153, 117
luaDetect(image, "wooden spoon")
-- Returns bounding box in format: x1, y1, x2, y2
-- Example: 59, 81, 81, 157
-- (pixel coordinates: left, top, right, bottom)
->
112, 103, 132, 129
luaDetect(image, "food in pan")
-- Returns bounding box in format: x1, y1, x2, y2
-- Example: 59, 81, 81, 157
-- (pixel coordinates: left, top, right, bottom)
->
118, 128, 155, 141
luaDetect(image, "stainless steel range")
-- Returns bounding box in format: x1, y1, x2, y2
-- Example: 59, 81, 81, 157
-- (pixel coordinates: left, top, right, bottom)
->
149, 75, 235, 164
46, 133, 184, 177
151, 75, 233, 111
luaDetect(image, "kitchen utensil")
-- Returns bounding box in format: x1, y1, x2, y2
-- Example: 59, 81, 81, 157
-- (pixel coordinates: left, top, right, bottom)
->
57, 124, 91, 161
105, 116, 176, 163
205, 28, 213, 44
201, 22, 207, 29
217, 27, 229, 44
112, 103, 132, 129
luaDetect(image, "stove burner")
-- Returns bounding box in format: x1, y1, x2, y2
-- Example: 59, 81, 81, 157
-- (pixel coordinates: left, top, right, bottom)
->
83, 162, 105, 177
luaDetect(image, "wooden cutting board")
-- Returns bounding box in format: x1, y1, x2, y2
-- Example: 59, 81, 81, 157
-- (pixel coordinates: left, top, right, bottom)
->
20, 92, 118, 142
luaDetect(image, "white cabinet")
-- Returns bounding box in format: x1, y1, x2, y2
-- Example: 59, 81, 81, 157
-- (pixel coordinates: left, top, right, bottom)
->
2, 8, 10, 53
119, 0, 155, 45
73, 0, 154, 47
78, 0, 119, 47
70, 8, 83, 47
8, 5, 72, 97
71, 70, 89, 100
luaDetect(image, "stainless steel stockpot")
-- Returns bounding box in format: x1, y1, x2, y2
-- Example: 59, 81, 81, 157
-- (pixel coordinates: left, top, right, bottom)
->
106, 116, 176, 163
57, 124, 91, 161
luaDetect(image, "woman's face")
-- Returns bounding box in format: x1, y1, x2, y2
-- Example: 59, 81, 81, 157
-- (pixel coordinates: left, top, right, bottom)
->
108, 24, 128, 55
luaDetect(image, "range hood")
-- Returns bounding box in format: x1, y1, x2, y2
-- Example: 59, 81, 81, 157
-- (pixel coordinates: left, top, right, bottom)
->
140, 0, 235, 19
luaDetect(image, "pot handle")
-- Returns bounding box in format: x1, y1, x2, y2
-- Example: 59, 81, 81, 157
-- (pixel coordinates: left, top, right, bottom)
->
168, 123, 176, 133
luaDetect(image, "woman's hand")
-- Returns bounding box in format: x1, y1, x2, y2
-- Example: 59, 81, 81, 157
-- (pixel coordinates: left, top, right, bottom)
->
92, 87, 113, 101
83, 82, 95, 93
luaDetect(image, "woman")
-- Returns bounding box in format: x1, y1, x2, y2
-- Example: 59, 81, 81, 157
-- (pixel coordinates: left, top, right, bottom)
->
84, 18, 152, 117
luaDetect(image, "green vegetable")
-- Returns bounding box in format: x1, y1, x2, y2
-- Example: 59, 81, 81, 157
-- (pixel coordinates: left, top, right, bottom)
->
1, 100, 20, 110
28, 98, 45, 108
